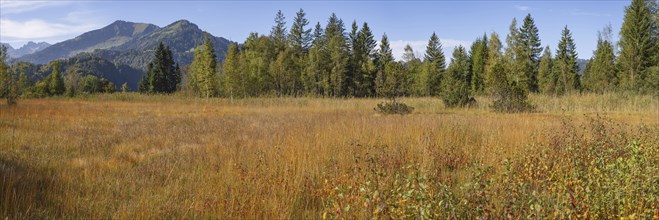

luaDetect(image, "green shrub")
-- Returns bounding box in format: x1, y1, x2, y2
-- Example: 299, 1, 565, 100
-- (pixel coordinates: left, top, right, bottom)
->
374, 99, 414, 115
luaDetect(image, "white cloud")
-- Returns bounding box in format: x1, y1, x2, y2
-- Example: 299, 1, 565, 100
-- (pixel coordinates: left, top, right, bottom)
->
0, 0, 71, 14
0, 18, 99, 40
514, 5, 530, 11
389, 39, 471, 61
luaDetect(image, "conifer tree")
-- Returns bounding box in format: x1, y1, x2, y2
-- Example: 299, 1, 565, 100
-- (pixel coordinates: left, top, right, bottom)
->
442, 46, 471, 107
554, 26, 580, 94
582, 25, 618, 93
618, 0, 657, 93
376, 34, 394, 96
538, 45, 555, 94
289, 8, 312, 52
139, 42, 179, 94
422, 32, 446, 96
518, 13, 542, 92
357, 22, 377, 97
469, 34, 488, 94
48, 61, 65, 96
271, 10, 288, 52
304, 23, 327, 96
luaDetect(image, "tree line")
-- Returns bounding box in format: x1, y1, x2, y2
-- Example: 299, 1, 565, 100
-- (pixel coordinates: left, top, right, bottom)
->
2, 0, 657, 105
182, 0, 657, 101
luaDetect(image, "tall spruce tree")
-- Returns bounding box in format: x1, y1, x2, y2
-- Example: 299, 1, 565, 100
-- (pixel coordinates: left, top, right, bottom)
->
538, 45, 555, 94
140, 42, 179, 94
518, 13, 542, 92
289, 8, 312, 52
505, 18, 524, 84
271, 10, 288, 52
423, 32, 446, 96
469, 34, 488, 94
189, 38, 218, 97
582, 25, 618, 93
304, 23, 327, 96
618, 0, 657, 93
554, 26, 580, 94
376, 34, 394, 96
357, 22, 377, 97
442, 46, 472, 107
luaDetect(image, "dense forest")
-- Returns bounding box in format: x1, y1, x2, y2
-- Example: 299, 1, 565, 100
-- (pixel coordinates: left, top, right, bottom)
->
1, 0, 657, 104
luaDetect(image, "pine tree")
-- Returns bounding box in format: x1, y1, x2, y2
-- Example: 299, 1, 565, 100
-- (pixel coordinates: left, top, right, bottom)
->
442, 46, 472, 107
469, 34, 488, 94
554, 26, 580, 95
139, 42, 179, 94
518, 13, 542, 92
189, 38, 218, 98
423, 32, 446, 96
618, 0, 657, 93
289, 8, 312, 52
357, 22, 377, 97
271, 10, 287, 52
376, 34, 394, 97
582, 25, 618, 93
304, 23, 327, 96
538, 45, 555, 94
328, 33, 348, 97
48, 61, 65, 96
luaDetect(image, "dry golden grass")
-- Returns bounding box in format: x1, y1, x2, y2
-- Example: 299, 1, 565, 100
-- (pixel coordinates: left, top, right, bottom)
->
0, 93, 657, 219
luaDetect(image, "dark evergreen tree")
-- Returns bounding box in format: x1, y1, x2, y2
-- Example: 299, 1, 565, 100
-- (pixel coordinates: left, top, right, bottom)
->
469, 34, 488, 94
554, 26, 580, 94
582, 25, 618, 93
141, 42, 180, 94
618, 0, 657, 93
538, 45, 555, 94
518, 13, 542, 92
289, 8, 312, 52
441, 46, 472, 107
271, 10, 288, 52
376, 34, 394, 96
423, 32, 446, 96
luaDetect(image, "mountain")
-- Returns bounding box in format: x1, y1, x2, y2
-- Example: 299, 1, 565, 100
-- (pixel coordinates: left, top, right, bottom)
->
1, 42, 51, 58
577, 59, 589, 75
19, 19, 231, 71
94, 19, 231, 71
16, 19, 233, 90
19, 20, 159, 64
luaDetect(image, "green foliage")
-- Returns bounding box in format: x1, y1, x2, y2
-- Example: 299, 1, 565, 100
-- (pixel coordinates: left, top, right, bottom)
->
553, 26, 581, 95
618, 0, 657, 93
538, 46, 554, 94
469, 34, 488, 95
139, 42, 180, 94
48, 61, 65, 96
442, 46, 472, 108
485, 32, 504, 94
121, 83, 128, 93
188, 38, 217, 97
489, 61, 535, 113
374, 99, 414, 115
322, 116, 657, 219
582, 26, 618, 93
518, 14, 542, 92
1, 45, 19, 105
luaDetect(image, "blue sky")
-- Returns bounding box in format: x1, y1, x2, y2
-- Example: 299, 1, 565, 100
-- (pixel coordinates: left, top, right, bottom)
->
1, 0, 629, 60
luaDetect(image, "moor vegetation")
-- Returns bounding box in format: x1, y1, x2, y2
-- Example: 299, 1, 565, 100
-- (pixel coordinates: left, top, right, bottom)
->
0, 0, 657, 219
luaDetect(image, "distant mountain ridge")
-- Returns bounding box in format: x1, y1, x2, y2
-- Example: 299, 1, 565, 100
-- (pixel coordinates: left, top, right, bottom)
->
1, 41, 51, 58
14, 19, 233, 90
18, 19, 231, 71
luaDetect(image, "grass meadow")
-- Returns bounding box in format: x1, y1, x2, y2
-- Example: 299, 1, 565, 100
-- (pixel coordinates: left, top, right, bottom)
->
1, 93, 657, 219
